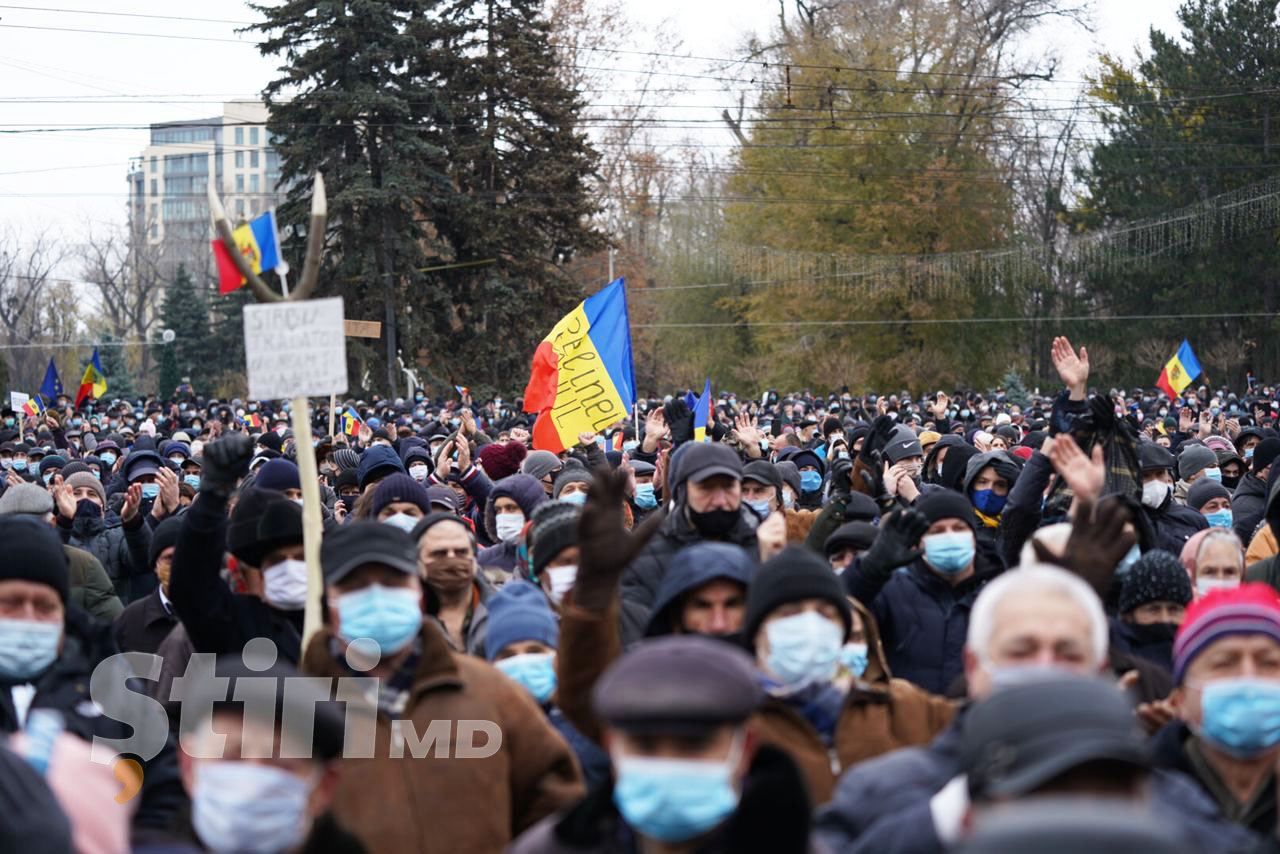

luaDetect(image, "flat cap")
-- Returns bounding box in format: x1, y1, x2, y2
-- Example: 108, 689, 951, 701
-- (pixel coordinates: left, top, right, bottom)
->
960, 677, 1149, 801
593, 636, 762, 735
1137, 442, 1175, 473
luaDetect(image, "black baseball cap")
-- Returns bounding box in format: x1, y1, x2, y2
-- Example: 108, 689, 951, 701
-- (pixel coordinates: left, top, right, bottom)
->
675, 443, 743, 488
321, 522, 419, 585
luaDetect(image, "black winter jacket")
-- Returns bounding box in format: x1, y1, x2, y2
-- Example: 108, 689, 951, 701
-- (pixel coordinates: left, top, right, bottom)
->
619, 505, 758, 613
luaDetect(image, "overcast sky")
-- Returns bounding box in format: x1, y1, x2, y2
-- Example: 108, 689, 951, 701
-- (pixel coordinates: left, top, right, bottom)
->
0, 0, 1186, 248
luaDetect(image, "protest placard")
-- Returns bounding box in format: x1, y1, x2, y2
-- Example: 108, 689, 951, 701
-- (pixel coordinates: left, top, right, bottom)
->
243, 297, 348, 400
8, 392, 28, 413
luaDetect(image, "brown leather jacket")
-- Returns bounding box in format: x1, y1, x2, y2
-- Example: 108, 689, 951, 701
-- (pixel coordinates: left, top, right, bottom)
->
302, 621, 584, 852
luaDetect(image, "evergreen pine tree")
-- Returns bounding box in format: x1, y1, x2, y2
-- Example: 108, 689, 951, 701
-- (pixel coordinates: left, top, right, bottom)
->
96, 334, 136, 401
159, 264, 214, 393
1001, 370, 1031, 408
156, 335, 181, 399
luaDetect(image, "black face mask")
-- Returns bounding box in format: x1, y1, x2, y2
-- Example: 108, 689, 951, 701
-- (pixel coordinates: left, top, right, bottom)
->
1222, 475, 1241, 491
688, 506, 739, 538
74, 498, 102, 520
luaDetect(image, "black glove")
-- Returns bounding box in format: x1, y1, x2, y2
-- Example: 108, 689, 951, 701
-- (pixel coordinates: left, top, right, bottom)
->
664, 398, 693, 445
859, 508, 929, 577
858, 415, 898, 468
201, 434, 254, 497
830, 457, 853, 499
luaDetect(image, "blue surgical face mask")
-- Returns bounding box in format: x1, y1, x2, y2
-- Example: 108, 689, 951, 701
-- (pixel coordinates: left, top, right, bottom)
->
960, 408, 972, 419
1115, 543, 1141, 577
495, 652, 557, 704
612, 734, 743, 843
0, 618, 61, 681
971, 488, 1006, 516
1198, 677, 1280, 757
10, 459, 24, 472
746, 498, 771, 518
923, 530, 975, 575
1203, 467, 1223, 483
764, 610, 843, 687
337, 583, 423, 656
1246, 448, 1256, 461
782, 491, 796, 510
634, 483, 658, 510
840, 642, 869, 678
799, 470, 823, 494
99, 452, 116, 467
382, 512, 420, 533
495, 511, 525, 542
140, 483, 160, 500
42, 472, 54, 485
183, 475, 200, 490
1205, 509, 1234, 529
560, 491, 588, 506
192, 761, 312, 854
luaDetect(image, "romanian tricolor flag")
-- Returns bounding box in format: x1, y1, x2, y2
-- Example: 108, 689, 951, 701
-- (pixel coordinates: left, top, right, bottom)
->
454, 385, 470, 398
523, 278, 635, 454
341, 407, 362, 437
1156, 340, 1203, 401
21, 396, 43, 417
692, 378, 711, 442
241, 412, 262, 429
74, 348, 107, 407
211, 211, 282, 295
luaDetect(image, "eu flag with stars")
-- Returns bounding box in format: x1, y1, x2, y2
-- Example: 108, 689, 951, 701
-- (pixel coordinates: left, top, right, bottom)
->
39, 358, 62, 401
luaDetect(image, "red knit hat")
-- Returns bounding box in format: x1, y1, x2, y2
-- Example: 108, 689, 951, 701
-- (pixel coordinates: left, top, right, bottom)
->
1172, 582, 1280, 684
476, 440, 528, 481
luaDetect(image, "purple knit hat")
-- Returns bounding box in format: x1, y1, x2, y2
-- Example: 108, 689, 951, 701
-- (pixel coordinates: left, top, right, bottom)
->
1172, 582, 1280, 684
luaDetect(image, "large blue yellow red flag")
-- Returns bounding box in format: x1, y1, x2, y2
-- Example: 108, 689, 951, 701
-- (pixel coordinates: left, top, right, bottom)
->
523, 278, 635, 453
692, 378, 711, 442
74, 348, 107, 406
1156, 340, 1203, 401
39, 358, 62, 402
211, 210, 282, 294
22, 395, 43, 417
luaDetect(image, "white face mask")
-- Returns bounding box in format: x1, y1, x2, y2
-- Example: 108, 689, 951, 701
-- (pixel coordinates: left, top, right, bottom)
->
1141, 479, 1171, 509
1197, 577, 1240, 596
408, 464, 429, 482
545, 565, 577, 605
383, 512, 419, 533
495, 512, 525, 542
263, 558, 309, 610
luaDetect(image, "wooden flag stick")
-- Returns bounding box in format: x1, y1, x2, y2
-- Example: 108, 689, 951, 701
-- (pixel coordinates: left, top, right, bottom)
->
291, 396, 325, 646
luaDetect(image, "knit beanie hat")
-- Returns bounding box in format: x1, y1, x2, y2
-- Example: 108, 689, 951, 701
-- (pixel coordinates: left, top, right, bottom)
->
0, 483, 53, 516
484, 581, 558, 661
227, 487, 283, 564
528, 501, 581, 577
1186, 478, 1231, 513
1118, 550, 1193, 616
477, 440, 528, 482
59, 461, 91, 480
0, 516, 69, 602
371, 473, 432, 518
37, 456, 66, 478
254, 459, 301, 492
1173, 582, 1280, 684
1254, 438, 1280, 474
332, 448, 360, 473
149, 515, 184, 569
64, 472, 106, 507
1177, 445, 1218, 481
552, 468, 592, 500
917, 490, 977, 533
521, 450, 562, 482
743, 546, 851, 648
335, 470, 359, 494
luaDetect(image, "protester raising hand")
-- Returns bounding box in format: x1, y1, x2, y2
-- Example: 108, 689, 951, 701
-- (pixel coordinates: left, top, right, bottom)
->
1031, 495, 1135, 598
573, 469, 664, 612
1051, 335, 1089, 401
119, 483, 143, 524
1047, 434, 1105, 504
51, 480, 76, 520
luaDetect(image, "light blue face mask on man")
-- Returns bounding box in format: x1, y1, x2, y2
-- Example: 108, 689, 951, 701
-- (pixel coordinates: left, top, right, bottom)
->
922, 531, 975, 575
192, 761, 312, 854
765, 611, 843, 687
495, 652, 557, 704
337, 584, 423, 656
0, 618, 61, 681
634, 483, 658, 510
612, 733, 743, 843
1205, 509, 1234, 529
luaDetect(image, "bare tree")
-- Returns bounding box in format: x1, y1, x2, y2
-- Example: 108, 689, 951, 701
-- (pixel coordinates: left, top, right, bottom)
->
0, 227, 71, 390
79, 224, 166, 384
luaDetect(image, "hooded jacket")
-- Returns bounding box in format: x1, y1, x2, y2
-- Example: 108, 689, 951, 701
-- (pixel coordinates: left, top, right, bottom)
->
1233, 472, 1270, 547
56, 509, 153, 605
478, 474, 549, 573
962, 450, 1020, 529
844, 551, 1005, 696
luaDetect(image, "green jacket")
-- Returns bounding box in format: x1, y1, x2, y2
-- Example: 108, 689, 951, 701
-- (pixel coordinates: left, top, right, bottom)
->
65, 545, 123, 621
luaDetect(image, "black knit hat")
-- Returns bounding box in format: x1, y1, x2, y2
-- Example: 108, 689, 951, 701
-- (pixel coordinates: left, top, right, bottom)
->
1255, 438, 1280, 474
916, 489, 977, 533
1186, 478, 1230, 512
528, 501, 581, 577
237, 498, 303, 568
226, 487, 284, 564
743, 546, 851, 647
1118, 550, 1193, 615
149, 515, 184, 569
0, 516, 69, 603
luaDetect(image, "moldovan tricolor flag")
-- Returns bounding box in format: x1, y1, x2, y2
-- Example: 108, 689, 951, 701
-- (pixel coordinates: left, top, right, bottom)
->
75, 348, 107, 407
211, 211, 282, 294
523, 278, 635, 453
1156, 340, 1203, 401
692, 378, 711, 442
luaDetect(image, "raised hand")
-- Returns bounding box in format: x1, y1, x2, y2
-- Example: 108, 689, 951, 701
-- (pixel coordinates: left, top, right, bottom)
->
1048, 435, 1105, 503
153, 467, 180, 517
860, 509, 929, 577
120, 483, 142, 523
1032, 495, 1135, 597
574, 468, 665, 611
1051, 336, 1089, 400
51, 481, 77, 519
455, 437, 472, 472
641, 407, 667, 453
201, 433, 254, 497
930, 393, 950, 420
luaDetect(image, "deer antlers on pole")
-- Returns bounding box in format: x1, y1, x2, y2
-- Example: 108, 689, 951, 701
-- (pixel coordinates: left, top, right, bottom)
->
208, 173, 327, 303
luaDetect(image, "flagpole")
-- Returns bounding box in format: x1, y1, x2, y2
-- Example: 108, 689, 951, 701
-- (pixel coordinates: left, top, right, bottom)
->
328, 393, 336, 438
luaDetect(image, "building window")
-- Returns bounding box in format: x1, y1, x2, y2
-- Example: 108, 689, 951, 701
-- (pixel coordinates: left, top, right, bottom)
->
235, 199, 245, 218
250, 127, 259, 145
150, 203, 157, 222
235, 150, 244, 168
150, 179, 157, 196
249, 174, 260, 193
149, 156, 157, 173
234, 127, 244, 146
235, 174, 244, 192
250, 150, 259, 168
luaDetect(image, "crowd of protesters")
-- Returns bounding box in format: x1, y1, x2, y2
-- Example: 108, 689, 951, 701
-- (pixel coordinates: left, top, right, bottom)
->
3, 335, 1280, 851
